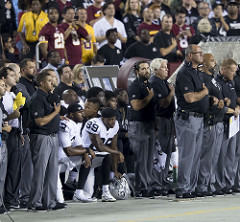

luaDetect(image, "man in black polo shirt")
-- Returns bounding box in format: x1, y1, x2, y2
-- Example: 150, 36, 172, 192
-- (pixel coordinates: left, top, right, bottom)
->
195, 54, 225, 197
214, 58, 239, 195
149, 58, 175, 195
124, 29, 160, 60
28, 70, 66, 211
128, 60, 156, 198
175, 44, 209, 198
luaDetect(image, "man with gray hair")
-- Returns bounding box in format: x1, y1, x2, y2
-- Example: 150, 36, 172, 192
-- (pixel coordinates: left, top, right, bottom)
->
149, 58, 175, 195
174, 44, 209, 198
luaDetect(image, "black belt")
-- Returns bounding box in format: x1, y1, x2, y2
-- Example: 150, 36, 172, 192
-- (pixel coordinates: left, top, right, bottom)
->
188, 112, 204, 118
178, 110, 204, 118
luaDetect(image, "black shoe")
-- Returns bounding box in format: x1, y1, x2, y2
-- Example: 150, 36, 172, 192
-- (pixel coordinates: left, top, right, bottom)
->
50, 202, 67, 211
135, 190, 152, 199
213, 190, 224, 196
168, 189, 175, 195
233, 189, 240, 194
5, 199, 20, 210
205, 191, 213, 197
176, 193, 183, 198
222, 188, 233, 194
150, 190, 162, 198
0, 205, 8, 214
182, 193, 196, 198
27, 205, 48, 212
193, 192, 205, 198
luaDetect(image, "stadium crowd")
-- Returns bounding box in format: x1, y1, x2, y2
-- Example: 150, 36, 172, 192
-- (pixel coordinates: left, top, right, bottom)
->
0, 0, 240, 215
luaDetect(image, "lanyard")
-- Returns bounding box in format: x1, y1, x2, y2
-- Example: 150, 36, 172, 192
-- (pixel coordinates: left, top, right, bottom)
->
32, 11, 41, 35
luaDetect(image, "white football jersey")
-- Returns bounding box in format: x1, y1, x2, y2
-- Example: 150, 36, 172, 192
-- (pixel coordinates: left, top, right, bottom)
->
82, 117, 119, 153
58, 119, 82, 160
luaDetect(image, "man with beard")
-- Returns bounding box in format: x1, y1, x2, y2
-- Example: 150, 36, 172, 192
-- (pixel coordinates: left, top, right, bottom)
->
19, 59, 37, 96
223, 0, 240, 36
154, 14, 182, 63
128, 60, 157, 198
39, 7, 67, 61
175, 44, 209, 199
195, 54, 225, 197
97, 28, 123, 66
124, 29, 160, 60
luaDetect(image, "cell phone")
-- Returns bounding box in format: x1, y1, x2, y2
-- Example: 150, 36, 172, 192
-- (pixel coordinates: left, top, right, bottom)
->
74, 15, 79, 20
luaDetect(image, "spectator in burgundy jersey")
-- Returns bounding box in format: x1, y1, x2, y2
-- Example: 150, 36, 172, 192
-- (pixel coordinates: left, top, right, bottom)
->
154, 14, 182, 62
86, 0, 104, 26
137, 7, 161, 42
59, 6, 91, 67
172, 7, 195, 55
39, 7, 66, 61
56, 0, 72, 14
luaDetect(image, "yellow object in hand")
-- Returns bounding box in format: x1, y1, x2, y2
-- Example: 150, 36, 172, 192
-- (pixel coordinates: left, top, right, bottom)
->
13, 92, 26, 110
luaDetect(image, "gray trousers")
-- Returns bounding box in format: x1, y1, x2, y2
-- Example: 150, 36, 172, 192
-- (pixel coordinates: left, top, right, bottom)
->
174, 114, 204, 194
29, 134, 59, 208
233, 132, 240, 190
128, 121, 156, 193
215, 130, 237, 191
0, 141, 7, 206
19, 135, 33, 201
197, 122, 224, 193
5, 129, 22, 203
154, 116, 175, 190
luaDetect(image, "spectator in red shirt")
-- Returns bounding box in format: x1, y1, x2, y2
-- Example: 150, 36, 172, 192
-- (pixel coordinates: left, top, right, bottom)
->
86, 0, 104, 26
59, 6, 91, 67
137, 7, 161, 42
56, 0, 72, 14
172, 7, 195, 54
39, 7, 67, 61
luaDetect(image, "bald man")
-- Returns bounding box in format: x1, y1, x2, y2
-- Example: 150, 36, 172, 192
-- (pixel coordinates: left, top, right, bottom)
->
195, 54, 225, 197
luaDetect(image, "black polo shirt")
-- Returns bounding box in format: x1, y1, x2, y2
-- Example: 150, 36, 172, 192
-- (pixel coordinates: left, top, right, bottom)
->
19, 77, 37, 96
128, 78, 155, 124
202, 72, 225, 123
149, 75, 175, 118
216, 73, 237, 109
124, 42, 160, 60
97, 45, 123, 66
153, 31, 178, 63
30, 89, 60, 135
175, 61, 209, 114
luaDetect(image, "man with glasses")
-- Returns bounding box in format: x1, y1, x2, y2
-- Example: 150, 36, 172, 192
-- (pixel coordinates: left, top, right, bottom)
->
192, 2, 218, 36
174, 44, 209, 199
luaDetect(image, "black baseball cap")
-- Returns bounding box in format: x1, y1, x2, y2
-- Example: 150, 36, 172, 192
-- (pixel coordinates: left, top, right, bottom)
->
228, 0, 239, 7
212, 1, 224, 10
67, 103, 83, 114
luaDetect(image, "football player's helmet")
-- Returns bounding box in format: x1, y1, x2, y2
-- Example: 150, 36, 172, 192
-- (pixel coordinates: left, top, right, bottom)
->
109, 176, 131, 200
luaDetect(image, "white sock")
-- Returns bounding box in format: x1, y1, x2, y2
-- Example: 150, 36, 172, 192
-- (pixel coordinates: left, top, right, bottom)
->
102, 185, 109, 193
75, 189, 84, 196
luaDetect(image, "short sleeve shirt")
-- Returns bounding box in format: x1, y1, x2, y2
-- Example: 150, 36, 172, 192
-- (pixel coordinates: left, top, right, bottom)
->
39, 23, 65, 59
93, 17, 127, 50
58, 22, 88, 66
149, 75, 175, 118
17, 11, 49, 42
30, 89, 60, 134
175, 61, 209, 114
128, 78, 155, 123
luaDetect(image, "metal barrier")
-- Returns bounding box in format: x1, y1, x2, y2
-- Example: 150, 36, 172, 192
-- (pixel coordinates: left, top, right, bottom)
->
35, 41, 48, 69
